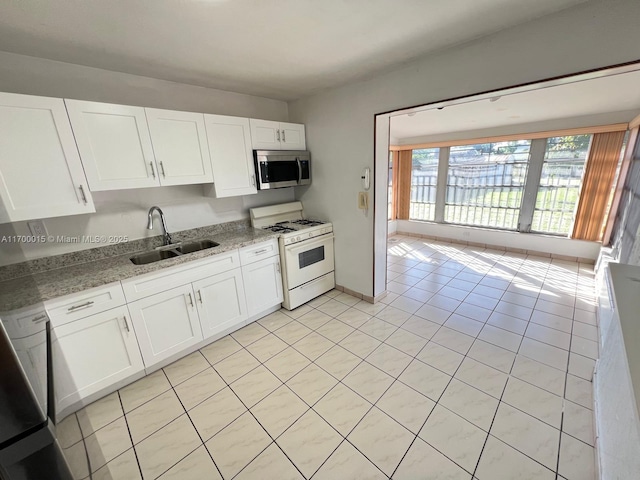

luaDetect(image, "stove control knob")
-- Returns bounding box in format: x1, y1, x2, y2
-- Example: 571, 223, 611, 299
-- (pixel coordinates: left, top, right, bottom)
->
308, 233, 312, 238
296, 236, 301, 242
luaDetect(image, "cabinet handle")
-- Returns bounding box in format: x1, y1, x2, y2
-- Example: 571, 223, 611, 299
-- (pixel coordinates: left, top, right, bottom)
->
254, 248, 267, 254
276, 129, 280, 142
160, 161, 166, 178
149, 162, 156, 179
282, 129, 286, 142
197, 290, 203, 303
251, 174, 255, 186
276, 262, 280, 273
67, 301, 94, 312
79, 185, 88, 205
123, 315, 130, 332
187, 293, 194, 307
31, 314, 48, 324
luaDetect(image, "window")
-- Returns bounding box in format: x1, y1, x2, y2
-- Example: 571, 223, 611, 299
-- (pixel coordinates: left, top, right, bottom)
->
531, 135, 591, 235
390, 129, 627, 241
409, 148, 439, 221
444, 141, 530, 230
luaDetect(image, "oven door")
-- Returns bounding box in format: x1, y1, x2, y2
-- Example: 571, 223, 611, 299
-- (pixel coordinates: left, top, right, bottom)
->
254, 151, 310, 189
284, 234, 334, 289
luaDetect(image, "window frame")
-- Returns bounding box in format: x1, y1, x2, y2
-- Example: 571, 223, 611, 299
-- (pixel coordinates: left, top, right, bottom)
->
389, 126, 627, 239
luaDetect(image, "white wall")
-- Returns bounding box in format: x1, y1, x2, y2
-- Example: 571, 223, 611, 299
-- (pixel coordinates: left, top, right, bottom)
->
396, 220, 600, 260
0, 52, 291, 266
0, 52, 288, 120
0, 187, 294, 266
289, 0, 640, 296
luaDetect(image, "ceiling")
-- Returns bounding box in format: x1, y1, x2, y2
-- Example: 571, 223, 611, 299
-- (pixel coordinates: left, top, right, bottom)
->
0, 0, 587, 101
390, 70, 640, 142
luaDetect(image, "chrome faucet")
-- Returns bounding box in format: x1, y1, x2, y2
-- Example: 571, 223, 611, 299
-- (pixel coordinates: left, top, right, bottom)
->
147, 206, 173, 245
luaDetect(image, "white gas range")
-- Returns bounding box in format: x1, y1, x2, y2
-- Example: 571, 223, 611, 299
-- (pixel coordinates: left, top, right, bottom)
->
250, 202, 335, 310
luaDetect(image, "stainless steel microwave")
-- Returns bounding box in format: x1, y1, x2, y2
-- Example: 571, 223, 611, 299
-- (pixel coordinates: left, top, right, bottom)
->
254, 150, 311, 190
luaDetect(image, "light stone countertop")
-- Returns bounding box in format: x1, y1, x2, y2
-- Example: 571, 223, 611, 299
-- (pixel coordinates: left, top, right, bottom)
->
607, 263, 640, 414
0, 221, 279, 312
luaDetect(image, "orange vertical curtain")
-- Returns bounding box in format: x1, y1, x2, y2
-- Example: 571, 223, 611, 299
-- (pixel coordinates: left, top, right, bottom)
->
572, 131, 626, 241
388, 151, 400, 220
396, 150, 413, 220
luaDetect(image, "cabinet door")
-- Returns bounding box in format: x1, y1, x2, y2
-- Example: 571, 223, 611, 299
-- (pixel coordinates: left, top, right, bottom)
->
51, 306, 144, 415
12, 332, 48, 417
249, 119, 281, 150
242, 256, 283, 317
280, 122, 306, 150
193, 268, 248, 339
0, 93, 95, 223
145, 108, 213, 186
205, 114, 257, 197
65, 100, 159, 190
127, 285, 203, 367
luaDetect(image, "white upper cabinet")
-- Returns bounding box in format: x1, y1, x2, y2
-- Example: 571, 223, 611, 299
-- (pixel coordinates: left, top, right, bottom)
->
280, 122, 306, 150
204, 114, 257, 198
0, 92, 95, 223
145, 108, 213, 186
249, 119, 280, 150
249, 119, 305, 151
65, 100, 159, 190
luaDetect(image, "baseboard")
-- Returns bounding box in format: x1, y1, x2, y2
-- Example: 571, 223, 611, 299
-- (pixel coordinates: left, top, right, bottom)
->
335, 284, 384, 304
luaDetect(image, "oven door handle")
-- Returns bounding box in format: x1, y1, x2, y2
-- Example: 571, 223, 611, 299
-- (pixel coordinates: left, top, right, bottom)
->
286, 234, 334, 252
296, 157, 302, 184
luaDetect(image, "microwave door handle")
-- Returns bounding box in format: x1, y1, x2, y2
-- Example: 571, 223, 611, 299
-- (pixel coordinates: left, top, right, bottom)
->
296, 157, 302, 184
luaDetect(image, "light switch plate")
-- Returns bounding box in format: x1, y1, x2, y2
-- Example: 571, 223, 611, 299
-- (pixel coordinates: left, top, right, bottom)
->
27, 220, 48, 237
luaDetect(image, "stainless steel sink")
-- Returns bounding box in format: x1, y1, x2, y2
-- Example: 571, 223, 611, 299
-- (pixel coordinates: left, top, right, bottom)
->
130, 239, 220, 265
178, 239, 219, 254
130, 249, 181, 265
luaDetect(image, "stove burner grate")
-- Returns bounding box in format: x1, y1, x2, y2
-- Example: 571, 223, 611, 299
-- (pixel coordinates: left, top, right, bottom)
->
263, 225, 295, 233
291, 219, 324, 226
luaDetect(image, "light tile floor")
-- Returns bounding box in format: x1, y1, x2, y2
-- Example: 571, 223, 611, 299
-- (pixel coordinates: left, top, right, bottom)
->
58, 235, 598, 479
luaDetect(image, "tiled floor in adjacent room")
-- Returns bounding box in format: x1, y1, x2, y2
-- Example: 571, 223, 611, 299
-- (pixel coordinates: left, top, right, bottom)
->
57, 234, 599, 479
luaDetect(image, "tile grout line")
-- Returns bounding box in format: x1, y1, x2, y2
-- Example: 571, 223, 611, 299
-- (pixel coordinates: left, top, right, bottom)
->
200, 336, 309, 479
389, 237, 595, 477
116, 388, 144, 479
133, 369, 217, 480
388, 238, 575, 475
213, 372, 307, 480
82, 238, 595, 478
163, 364, 227, 480
238, 308, 394, 478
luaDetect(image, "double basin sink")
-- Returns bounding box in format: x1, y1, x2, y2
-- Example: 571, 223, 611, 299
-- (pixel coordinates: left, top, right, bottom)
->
130, 240, 219, 265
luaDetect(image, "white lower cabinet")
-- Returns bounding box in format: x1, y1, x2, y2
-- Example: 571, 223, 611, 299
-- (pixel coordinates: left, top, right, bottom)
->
12, 333, 48, 416
127, 284, 203, 368
194, 268, 248, 340
46, 241, 284, 416
242, 255, 283, 317
51, 306, 144, 416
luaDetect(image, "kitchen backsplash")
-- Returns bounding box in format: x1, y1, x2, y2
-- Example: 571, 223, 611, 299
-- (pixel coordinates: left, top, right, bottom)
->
0, 185, 294, 267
